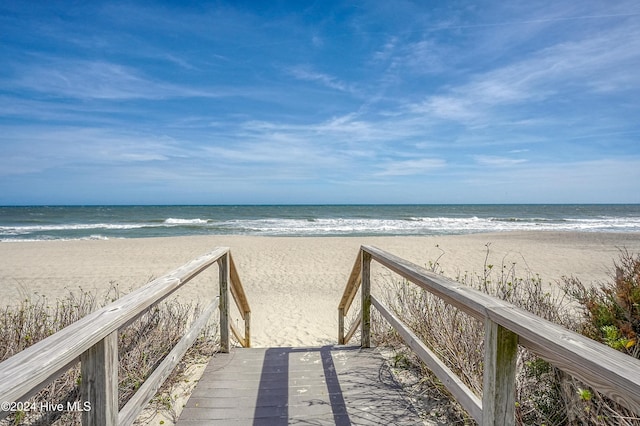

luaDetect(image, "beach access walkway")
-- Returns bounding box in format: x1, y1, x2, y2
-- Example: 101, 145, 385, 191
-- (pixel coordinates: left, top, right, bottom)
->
176, 345, 422, 425
2, 246, 640, 426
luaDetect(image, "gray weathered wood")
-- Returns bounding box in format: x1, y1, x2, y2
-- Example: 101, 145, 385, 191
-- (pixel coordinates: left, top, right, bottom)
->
177, 346, 423, 425
352, 245, 640, 417
230, 320, 246, 348
481, 319, 517, 426
338, 249, 362, 314
0, 246, 255, 426
338, 307, 345, 344
343, 309, 362, 346
229, 253, 251, 347
229, 254, 250, 316
362, 245, 497, 321
371, 295, 483, 422
0, 247, 228, 412
361, 251, 371, 349
488, 305, 640, 414
338, 250, 362, 345
81, 331, 119, 426
244, 311, 251, 349
118, 298, 219, 426
218, 254, 230, 354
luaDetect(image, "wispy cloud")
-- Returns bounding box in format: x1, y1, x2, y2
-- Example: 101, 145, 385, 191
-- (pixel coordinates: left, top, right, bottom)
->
409, 11, 640, 124
9, 59, 229, 100
0, 126, 185, 176
287, 66, 356, 93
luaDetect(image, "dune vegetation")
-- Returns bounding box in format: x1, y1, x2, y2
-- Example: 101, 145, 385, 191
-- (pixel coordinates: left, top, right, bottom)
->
0, 284, 217, 426
374, 247, 640, 425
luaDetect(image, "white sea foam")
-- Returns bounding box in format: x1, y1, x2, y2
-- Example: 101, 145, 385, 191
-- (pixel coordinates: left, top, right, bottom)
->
218, 215, 640, 236
0, 223, 145, 233
2, 210, 639, 241
164, 218, 209, 225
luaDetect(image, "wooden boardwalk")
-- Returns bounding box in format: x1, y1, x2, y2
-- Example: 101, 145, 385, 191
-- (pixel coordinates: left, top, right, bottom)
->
177, 345, 424, 425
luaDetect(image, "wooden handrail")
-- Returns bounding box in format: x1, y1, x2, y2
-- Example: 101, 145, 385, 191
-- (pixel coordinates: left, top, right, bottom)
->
229, 253, 251, 347
337, 250, 362, 344
338, 245, 640, 425
338, 249, 362, 313
0, 247, 251, 425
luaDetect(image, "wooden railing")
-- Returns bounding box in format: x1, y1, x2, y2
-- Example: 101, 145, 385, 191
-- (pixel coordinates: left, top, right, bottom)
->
338, 245, 640, 425
0, 247, 250, 426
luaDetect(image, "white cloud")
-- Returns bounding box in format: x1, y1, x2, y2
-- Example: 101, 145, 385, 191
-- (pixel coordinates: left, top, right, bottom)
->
287, 66, 355, 93
411, 16, 640, 124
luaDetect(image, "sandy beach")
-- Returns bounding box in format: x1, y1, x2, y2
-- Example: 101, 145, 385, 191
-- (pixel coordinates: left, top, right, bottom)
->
2, 232, 640, 347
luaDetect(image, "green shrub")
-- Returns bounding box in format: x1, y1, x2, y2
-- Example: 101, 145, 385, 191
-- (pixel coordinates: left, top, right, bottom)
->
562, 249, 640, 358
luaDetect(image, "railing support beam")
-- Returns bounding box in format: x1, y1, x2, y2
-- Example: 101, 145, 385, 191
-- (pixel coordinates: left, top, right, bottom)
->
219, 254, 230, 353
361, 251, 371, 348
244, 311, 251, 348
81, 331, 118, 426
482, 319, 518, 426
338, 307, 345, 344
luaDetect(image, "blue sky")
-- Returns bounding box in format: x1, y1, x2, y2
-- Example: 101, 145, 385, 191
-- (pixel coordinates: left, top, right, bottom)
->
1, 1, 639, 205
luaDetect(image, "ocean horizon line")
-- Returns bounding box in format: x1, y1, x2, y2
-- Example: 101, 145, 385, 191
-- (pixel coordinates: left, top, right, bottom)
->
3, 202, 640, 208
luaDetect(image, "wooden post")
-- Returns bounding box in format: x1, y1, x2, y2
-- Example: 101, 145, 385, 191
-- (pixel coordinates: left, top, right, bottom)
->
338, 307, 345, 345
482, 319, 518, 426
244, 311, 251, 348
80, 331, 118, 426
219, 254, 230, 353
361, 250, 371, 348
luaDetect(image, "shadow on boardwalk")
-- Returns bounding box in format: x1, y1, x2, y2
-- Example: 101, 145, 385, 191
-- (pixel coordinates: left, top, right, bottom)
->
177, 345, 426, 425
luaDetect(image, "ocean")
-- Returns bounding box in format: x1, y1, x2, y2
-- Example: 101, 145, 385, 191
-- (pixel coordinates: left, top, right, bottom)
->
1, 204, 640, 241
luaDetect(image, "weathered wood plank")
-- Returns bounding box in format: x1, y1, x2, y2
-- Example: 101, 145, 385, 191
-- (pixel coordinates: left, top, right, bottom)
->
0, 247, 229, 409
487, 305, 640, 415
81, 331, 119, 426
338, 307, 345, 344
343, 309, 361, 346
229, 253, 251, 347
481, 319, 517, 426
244, 311, 251, 348
360, 245, 640, 417
218, 254, 230, 354
370, 295, 483, 422
338, 249, 362, 313
361, 251, 371, 349
178, 346, 424, 425
118, 298, 219, 426
230, 320, 246, 348
229, 253, 251, 317
338, 249, 362, 345
362, 245, 503, 322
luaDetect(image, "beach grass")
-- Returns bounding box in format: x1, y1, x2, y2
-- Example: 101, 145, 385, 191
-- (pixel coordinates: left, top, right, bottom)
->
0, 284, 217, 426
373, 246, 640, 425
